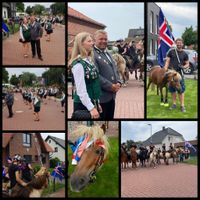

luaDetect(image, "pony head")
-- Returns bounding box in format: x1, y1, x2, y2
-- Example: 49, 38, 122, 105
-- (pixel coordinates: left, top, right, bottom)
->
164, 70, 182, 92
69, 125, 109, 192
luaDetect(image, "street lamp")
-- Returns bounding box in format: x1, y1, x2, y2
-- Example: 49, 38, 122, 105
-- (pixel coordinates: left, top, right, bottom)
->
147, 124, 152, 144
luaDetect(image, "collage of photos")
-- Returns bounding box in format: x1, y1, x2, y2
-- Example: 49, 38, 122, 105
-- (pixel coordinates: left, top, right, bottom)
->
1, 1, 198, 199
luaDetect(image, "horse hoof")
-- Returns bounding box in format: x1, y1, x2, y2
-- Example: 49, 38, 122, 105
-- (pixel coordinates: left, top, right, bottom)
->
160, 102, 164, 106
164, 103, 169, 107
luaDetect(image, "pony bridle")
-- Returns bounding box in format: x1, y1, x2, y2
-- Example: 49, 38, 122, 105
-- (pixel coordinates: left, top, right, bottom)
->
89, 146, 105, 182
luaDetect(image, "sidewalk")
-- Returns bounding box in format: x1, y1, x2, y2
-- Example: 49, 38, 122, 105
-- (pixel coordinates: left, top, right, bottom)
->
3, 25, 65, 65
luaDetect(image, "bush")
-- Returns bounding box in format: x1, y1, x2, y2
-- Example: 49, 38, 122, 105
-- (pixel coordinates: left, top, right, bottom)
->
33, 164, 41, 174
50, 157, 61, 168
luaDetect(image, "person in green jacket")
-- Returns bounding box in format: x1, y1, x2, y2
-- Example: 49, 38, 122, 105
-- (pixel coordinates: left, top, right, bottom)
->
19, 17, 31, 58
33, 93, 41, 121
69, 32, 102, 119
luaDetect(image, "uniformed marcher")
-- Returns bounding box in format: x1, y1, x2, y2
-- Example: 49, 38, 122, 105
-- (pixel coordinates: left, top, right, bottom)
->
93, 30, 122, 119
69, 32, 102, 119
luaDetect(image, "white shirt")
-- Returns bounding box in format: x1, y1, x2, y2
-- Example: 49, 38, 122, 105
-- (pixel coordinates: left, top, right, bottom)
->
72, 58, 95, 111
20, 24, 29, 41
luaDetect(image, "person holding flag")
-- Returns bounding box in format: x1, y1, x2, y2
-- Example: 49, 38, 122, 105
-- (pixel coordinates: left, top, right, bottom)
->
158, 9, 189, 112
51, 163, 64, 181
164, 38, 189, 112
2, 20, 9, 35
185, 141, 196, 153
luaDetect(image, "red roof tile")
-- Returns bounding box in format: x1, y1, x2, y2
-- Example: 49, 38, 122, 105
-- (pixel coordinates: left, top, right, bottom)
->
68, 6, 106, 28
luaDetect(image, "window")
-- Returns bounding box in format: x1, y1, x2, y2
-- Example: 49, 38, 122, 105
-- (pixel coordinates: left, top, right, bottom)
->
49, 140, 51, 144
149, 39, 153, 55
150, 11, 153, 33
155, 15, 159, 34
168, 136, 171, 141
55, 147, 58, 152
23, 133, 31, 147
155, 40, 158, 56
24, 155, 32, 162
35, 155, 38, 161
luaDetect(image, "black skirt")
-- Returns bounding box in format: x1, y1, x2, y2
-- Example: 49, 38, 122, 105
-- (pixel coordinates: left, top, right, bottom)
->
34, 106, 40, 113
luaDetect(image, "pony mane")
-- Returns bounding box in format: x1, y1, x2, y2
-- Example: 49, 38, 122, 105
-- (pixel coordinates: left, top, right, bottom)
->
166, 69, 182, 80
70, 125, 110, 158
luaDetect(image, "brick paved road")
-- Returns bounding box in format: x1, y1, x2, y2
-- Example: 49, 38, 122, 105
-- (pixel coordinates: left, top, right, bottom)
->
3, 25, 65, 65
121, 161, 197, 198
3, 93, 65, 130
67, 73, 144, 118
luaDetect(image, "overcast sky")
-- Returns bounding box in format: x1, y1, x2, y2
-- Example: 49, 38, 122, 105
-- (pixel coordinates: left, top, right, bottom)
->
121, 121, 197, 143
6, 68, 48, 79
156, 3, 197, 38
24, 3, 53, 9
68, 3, 144, 41
41, 133, 65, 141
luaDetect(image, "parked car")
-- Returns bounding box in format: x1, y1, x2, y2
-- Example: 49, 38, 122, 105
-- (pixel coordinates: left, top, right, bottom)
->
182, 49, 198, 74
146, 49, 198, 74
146, 55, 158, 72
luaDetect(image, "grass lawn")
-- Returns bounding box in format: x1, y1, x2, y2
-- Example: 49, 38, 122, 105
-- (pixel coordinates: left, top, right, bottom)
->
68, 137, 119, 198
147, 79, 198, 118
183, 156, 197, 165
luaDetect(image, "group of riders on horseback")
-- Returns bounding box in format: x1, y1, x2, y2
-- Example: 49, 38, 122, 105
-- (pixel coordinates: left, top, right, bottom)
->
121, 142, 190, 169
113, 39, 144, 81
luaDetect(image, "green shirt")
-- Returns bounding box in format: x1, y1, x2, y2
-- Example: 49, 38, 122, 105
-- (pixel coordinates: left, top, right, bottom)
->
72, 58, 101, 103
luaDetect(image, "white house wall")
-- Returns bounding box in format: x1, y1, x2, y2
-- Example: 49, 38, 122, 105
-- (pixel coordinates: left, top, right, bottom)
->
162, 135, 185, 150
46, 138, 65, 162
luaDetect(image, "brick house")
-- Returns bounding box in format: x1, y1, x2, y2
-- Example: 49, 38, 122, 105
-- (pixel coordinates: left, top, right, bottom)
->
68, 6, 106, 52
2, 133, 53, 168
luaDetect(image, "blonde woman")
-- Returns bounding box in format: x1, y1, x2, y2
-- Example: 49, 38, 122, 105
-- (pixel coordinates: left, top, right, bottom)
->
69, 32, 102, 119
19, 17, 31, 58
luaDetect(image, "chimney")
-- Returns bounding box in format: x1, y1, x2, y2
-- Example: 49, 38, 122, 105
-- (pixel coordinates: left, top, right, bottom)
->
162, 126, 165, 130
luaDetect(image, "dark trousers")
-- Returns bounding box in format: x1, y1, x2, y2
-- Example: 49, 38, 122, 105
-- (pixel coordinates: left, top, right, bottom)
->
73, 102, 87, 112
7, 104, 13, 117
31, 39, 42, 58
100, 99, 115, 119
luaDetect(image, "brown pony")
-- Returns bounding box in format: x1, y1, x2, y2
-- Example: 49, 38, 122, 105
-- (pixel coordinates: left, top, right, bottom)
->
147, 66, 182, 106
130, 147, 137, 169
112, 53, 129, 86
121, 146, 128, 169
11, 167, 50, 198
69, 125, 109, 192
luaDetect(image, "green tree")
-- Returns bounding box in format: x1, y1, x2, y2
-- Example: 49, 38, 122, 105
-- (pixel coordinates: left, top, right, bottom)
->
16, 2, 25, 12
32, 4, 45, 15
50, 157, 61, 168
182, 26, 197, 47
19, 72, 37, 86
3, 68, 9, 83
126, 140, 135, 150
25, 6, 33, 15
10, 74, 20, 86
42, 68, 65, 90
50, 2, 65, 15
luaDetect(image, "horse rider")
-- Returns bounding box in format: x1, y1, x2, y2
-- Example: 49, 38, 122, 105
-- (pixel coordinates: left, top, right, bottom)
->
8, 155, 27, 194
121, 143, 127, 152
169, 143, 174, 151
19, 157, 33, 184
148, 144, 155, 157
162, 143, 166, 157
